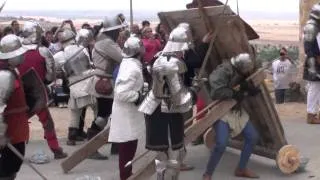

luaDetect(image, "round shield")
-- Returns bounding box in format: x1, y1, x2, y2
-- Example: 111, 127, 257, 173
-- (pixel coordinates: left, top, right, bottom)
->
203, 128, 216, 149
276, 145, 300, 174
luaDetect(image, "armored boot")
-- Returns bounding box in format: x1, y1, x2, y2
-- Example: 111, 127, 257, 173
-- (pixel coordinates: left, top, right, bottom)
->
52, 147, 68, 159
307, 113, 320, 124
86, 126, 108, 160
67, 127, 79, 146
155, 159, 180, 180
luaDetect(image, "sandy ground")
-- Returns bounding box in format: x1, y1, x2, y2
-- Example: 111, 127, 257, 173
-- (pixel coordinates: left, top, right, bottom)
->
248, 20, 299, 44
21, 101, 317, 180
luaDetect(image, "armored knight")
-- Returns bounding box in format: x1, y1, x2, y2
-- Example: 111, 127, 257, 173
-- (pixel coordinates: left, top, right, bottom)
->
85, 15, 127, 159
303, 3, 320, 124
0, 34, 29, 179
53, 29, 97, 147
139, 27, 197, 180
74, 28, 95, 140
18, 21, 68, 159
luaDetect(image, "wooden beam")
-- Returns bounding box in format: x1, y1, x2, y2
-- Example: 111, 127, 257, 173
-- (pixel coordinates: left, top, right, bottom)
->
60, 127, 110, 173
229, 140, 277, 160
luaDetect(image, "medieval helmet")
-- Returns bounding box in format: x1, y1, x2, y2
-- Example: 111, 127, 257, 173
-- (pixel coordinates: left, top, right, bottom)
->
162, 27, 190, 53
100, 15, 127, 32
231, 53, 254, 75
122, 36, 145, 58
21, 21, 44, 45
310, 3, 320, 20
60, 29, 76, 48
76, 28, 94, 47
0, 34, 27, 60
177, 22, 194, 48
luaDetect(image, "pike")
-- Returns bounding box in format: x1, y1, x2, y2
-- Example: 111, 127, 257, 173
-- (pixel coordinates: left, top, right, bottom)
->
195, 0, 230, 82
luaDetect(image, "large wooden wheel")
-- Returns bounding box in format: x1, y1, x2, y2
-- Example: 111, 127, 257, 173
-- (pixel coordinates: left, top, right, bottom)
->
276, 145, 301, 174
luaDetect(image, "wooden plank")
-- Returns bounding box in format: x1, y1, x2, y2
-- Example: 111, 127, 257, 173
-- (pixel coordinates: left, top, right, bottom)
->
229, 140, 278, 160
128, 70, 266, 180
260, 83, 287, 147
60, 127, 110, 173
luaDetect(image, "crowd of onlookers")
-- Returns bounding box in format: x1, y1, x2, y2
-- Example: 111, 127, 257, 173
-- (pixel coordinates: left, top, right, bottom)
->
0, 19, 171, 107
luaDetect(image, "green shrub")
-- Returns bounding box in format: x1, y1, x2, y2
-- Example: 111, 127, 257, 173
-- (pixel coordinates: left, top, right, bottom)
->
254, 44, 299, 64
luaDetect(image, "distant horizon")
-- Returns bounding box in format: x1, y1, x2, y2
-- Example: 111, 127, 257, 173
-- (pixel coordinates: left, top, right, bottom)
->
0, 9, 299, 22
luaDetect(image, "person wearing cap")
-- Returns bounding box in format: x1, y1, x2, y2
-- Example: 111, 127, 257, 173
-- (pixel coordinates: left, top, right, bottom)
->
108, 36, 146, 180
203, 53, 260, 180
138, 26, 198, 179
17, 21, 68, 159
303, 3, 320, 124
0, 34, 29, 179
85, 15, 127, 158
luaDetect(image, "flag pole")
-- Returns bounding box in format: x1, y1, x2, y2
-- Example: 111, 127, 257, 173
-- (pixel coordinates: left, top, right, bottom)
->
130, 0, 133, 30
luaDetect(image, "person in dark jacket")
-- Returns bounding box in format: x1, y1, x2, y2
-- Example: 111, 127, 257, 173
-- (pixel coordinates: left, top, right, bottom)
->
203, 53, 260, 180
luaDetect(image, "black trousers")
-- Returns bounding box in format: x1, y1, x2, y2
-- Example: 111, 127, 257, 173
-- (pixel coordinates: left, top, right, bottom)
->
97, 98, 113, 118
93, 98, 118, 153
0, 142, 25, 178
275, 89, 286, 104
145, 106, 184, 151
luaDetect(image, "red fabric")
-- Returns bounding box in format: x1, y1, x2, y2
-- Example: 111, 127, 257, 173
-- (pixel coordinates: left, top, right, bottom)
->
36, 108, 60, 151
142, 38, 161, 63
4, 76, 29, 144
118, 140, 138, 180
196, 96, 206, 121
18, 50, 46, 81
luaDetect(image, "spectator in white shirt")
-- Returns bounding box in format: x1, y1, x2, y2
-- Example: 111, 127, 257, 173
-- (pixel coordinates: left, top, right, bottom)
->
272, 47, 293, 104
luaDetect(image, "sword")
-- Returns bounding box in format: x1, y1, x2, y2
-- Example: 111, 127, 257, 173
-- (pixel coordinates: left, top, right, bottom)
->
7, 143, 48, 180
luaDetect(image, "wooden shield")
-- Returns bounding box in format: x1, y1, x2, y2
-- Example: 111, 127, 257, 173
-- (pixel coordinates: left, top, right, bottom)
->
21, 68, 48, 117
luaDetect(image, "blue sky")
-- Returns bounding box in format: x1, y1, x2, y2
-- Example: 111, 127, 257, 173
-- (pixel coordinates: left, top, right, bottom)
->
1, 0, 299, 13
